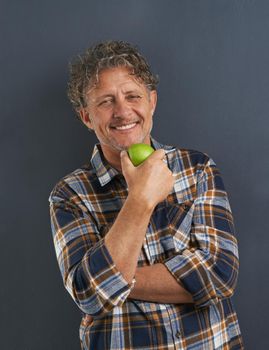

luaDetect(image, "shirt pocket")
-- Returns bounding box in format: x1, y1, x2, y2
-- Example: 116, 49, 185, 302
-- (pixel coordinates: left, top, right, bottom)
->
166, 200, 195, 252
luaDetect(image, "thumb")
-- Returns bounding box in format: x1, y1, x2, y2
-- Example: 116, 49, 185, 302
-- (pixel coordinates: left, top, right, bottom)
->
120, 150, 134, 172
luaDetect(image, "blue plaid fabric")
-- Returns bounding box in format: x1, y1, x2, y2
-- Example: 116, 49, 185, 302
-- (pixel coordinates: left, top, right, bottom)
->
49, 136, 244, 349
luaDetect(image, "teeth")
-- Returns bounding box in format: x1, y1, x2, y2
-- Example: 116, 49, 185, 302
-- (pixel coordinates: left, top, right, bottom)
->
115, 122, 137, 130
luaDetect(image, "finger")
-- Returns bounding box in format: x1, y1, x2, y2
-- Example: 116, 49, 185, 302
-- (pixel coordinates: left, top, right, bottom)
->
147, 148, 165, 161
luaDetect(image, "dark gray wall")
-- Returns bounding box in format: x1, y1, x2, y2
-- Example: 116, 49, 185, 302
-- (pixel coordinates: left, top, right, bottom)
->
1, 1, 268, 349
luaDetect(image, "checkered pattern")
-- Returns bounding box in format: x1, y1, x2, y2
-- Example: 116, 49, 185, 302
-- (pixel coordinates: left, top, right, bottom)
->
49, 136, 244, 349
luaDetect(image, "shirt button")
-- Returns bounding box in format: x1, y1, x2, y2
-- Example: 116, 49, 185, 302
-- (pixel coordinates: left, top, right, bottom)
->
175, 331, 181, 338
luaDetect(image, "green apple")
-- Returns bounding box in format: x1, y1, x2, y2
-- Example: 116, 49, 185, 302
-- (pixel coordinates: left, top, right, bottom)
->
127, 143, 155, 166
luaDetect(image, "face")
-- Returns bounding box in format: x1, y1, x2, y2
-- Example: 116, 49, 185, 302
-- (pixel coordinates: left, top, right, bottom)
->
79, 66, 157, 162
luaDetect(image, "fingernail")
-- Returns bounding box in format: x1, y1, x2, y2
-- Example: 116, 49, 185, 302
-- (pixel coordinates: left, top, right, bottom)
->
120, 151, 126, 157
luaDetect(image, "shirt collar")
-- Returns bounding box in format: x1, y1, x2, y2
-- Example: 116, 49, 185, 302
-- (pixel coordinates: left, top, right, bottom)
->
90, 135, 175, 187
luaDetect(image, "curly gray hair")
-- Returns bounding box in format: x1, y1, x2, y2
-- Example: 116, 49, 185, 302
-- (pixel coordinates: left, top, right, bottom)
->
67, 40, 159, 120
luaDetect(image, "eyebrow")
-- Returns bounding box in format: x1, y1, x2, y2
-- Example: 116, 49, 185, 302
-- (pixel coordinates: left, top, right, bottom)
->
124, 90, 141, 95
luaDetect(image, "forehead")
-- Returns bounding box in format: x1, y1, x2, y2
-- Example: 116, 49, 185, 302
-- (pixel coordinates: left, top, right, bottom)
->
88, 66, 147, 96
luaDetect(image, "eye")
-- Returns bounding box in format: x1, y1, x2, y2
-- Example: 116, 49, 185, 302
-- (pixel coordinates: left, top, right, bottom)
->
127, 95, 141, 101
98, 99, 113, 107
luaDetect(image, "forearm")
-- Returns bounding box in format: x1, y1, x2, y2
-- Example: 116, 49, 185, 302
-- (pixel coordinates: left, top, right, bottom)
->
128, 263, 194, 304
104, 194, 154, 284
79, 263, 193, 326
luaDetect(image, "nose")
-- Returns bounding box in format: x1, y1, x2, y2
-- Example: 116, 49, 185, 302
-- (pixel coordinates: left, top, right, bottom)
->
113, 97, 131, 118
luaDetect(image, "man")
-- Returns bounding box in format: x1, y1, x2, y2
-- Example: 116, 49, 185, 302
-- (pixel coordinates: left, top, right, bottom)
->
49, 40, 244, 349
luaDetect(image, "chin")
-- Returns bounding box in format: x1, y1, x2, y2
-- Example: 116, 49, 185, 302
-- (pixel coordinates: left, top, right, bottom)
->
112, 138, 135, 149
107, 132, 148, 151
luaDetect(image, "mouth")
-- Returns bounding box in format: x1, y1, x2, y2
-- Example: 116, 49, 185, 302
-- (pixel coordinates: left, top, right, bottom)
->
110, 122, 139, 132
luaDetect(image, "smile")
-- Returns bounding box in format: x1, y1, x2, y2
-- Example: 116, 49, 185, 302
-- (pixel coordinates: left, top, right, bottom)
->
111, 122, 139, 132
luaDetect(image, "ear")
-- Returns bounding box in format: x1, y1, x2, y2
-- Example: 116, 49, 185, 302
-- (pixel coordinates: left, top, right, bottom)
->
149, 90, 157, 115
79, 109, 94, 130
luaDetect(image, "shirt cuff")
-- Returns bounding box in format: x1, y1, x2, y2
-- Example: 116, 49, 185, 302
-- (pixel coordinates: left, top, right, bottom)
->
80, 237, 134, 310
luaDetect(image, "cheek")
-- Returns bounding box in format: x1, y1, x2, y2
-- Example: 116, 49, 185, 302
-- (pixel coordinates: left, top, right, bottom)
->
93, 113, 110, 129
135, 104, 151, 117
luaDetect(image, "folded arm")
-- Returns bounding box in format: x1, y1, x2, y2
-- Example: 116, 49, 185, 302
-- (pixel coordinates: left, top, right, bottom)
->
127, 263, 193, 304
49, 155, 239, 316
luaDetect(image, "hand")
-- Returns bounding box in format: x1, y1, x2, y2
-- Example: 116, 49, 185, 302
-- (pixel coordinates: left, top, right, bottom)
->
120, 149, 175, 209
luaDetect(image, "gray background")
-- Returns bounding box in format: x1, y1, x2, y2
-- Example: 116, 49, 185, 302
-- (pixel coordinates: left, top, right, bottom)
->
1, 0, 268, 349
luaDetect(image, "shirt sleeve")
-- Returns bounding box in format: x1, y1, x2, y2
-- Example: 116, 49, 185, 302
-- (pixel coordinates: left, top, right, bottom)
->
49, 188, 133, 316
163, 156, 239, 308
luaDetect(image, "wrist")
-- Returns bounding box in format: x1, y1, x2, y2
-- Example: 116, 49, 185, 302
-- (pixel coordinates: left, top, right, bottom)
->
127, 192, 156, 214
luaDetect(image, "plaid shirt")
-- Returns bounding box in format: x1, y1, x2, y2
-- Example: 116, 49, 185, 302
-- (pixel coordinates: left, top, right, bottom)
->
49, 136, 244, 349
